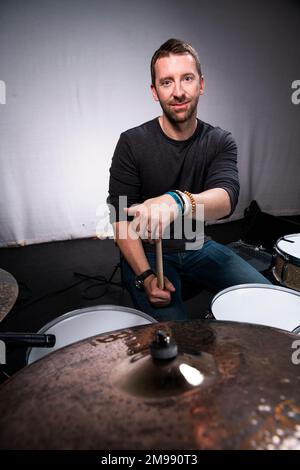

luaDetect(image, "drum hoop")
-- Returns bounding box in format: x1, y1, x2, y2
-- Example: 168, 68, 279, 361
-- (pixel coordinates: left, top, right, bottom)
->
34, 305, 157, 336
211, 283, 300, 308
275, 234, 300, 266
26, 305, 157, 364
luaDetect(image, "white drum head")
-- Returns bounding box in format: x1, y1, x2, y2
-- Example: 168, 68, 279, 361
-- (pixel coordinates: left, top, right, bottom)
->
277, 233, 300, 258
27, 305, 156, 365
211, 284, 300, 332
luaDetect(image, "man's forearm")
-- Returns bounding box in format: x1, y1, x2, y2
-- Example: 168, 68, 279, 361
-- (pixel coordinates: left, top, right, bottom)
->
193, 188, 231, 221
113, 221, 151, 275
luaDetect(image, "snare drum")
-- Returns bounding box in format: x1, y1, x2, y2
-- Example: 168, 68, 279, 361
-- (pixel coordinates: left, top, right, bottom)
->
272, 233, 300, 291
211, 284, 300, 333
27, 305, 156, 364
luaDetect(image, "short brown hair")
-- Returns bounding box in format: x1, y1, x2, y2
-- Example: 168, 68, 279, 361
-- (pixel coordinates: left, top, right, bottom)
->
150, 38, 202, 86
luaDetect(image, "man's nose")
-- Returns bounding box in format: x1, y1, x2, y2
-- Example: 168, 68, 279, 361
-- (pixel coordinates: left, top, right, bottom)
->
173, 80, 185, 99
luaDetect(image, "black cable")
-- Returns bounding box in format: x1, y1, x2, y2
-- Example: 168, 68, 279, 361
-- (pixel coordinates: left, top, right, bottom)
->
73, 267, 123, 300
16, 265, 123, 309
17, 278, 86, 310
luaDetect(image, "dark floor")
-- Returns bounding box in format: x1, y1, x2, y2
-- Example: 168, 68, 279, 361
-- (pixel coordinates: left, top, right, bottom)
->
1, 209, 300, 380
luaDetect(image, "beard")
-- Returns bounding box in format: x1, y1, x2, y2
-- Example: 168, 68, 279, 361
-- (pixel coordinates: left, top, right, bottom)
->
159, 96, 199, 124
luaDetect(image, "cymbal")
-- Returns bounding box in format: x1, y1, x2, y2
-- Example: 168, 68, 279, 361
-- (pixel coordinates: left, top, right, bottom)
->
0, 268, 18, 321
0, 320, 299, 450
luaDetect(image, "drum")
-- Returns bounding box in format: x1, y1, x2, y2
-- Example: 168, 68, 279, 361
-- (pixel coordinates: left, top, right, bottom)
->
272, 233, 300, 291
211, 284, 300, 333
27, 304, 156, 364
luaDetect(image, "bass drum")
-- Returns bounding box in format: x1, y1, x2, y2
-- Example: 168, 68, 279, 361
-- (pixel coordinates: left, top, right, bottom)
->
272, 233, 300, 291
27, 305, 156, 364
211, 284, 300, 333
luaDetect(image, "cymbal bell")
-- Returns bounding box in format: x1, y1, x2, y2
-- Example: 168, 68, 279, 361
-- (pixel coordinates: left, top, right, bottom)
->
111, 329, 219, 398
0, 268, 18, 321
0, 320, 299, 449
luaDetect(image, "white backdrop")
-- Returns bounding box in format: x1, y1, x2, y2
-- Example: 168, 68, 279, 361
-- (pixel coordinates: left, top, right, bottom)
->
0, 0, 299, 246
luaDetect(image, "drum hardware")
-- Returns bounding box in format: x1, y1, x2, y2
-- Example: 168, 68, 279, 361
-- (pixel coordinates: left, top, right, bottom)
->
0, 320, 299, 450
271, 250, 290, 284
150, 330, 178, 360
112, 328, 218, 399
203, 309, 215, 319
0, 333, 55, 347
1, 272, 46, 365
243, 200, 300, 251
272, 233, 300, 291
0, 333, 55, 382
227, 240, 273, 273
281, 255, 289, 284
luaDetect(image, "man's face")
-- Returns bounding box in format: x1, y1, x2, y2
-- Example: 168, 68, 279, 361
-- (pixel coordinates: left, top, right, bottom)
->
151, 53, 204, 124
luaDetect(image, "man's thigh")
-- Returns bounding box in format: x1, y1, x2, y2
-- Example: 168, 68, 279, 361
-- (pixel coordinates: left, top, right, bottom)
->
183, 240, 272, 292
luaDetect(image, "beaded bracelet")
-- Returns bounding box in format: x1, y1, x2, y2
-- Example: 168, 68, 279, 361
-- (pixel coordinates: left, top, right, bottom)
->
184, 191, 196, 214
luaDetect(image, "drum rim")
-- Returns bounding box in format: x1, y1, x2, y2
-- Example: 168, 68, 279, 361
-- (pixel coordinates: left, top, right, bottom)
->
34, 304, 157, 335
275, 233, 300, 265
26, 305, 157, 364
211, 282, 300, 308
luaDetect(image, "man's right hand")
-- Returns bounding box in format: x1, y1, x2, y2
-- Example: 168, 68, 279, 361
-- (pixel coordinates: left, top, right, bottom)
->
143, 275, 176, 307
124, 194, 179, 243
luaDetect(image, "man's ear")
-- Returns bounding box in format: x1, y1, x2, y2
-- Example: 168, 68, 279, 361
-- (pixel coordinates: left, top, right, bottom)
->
151, 84, 159, 102
199, 76, 205, 95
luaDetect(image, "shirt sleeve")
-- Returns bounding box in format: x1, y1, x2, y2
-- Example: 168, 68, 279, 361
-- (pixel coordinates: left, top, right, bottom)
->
203, 131, 240, 216
108, 133, 141, 223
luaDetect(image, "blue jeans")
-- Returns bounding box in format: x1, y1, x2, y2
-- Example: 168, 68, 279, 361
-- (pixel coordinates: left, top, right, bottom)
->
121, 240, 271, 322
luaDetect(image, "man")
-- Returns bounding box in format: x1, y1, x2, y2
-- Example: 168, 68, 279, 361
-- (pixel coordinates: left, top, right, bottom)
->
108, 38, 270, 321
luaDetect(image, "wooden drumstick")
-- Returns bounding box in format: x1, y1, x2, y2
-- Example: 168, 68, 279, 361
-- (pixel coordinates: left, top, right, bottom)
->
155, 239, 164, 290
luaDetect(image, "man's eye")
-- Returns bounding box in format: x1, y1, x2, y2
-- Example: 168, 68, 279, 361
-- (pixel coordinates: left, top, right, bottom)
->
162, 80, 171, 86
184, 76, 193, 82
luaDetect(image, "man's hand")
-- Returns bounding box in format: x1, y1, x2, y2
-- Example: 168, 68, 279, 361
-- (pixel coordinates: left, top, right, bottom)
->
124, 194, 179, 243
143, 274, 176, 307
